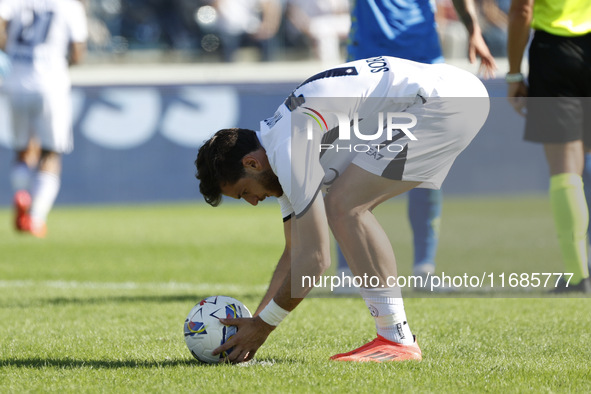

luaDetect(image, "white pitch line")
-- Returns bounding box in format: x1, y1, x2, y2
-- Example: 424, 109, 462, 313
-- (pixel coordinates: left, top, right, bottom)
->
0, 280, 265, 293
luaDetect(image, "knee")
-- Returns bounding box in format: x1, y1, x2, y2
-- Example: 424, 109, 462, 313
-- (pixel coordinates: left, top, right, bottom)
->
325, 191, 359, 229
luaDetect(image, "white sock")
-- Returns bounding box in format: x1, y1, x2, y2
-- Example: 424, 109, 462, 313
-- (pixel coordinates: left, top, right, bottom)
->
11, 162, 32, 192
359, 287, 414, 345
30, 171, 60, 226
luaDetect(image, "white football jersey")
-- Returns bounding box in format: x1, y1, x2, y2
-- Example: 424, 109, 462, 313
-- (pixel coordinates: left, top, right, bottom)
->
0, 0, 87, 93
257, 56, 489, 219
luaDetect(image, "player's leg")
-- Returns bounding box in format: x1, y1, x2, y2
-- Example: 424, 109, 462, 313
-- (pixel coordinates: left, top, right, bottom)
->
526, 32, 590, 291
327, 71, 488, 361
26, 90, 72, 237
8, 93, 37, 231
334, 189, 443, 291
326, 165, 422, 361
584, 148, 591, 273
11, 150, 32, 192
325, 164, 420, 348
12, 138, 42, 186
12, 149, 33, 232
404, 66, 485, 283
544, 141, 589, 290
407, 188, 441, 276
326, 164, 420, 286
28, 149, 62, 237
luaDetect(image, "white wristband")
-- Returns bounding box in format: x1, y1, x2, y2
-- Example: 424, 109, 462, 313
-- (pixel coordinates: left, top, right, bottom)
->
258, 299, 290, 326
505, 73, 524, 83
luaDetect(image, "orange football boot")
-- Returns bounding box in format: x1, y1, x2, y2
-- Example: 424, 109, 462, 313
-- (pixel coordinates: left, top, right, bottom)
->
14, 190, 31, 232
330, 335, 422, 362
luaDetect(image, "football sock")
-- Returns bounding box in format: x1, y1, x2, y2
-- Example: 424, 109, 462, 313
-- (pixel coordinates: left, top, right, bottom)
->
549, 173, 589, 284
30, 171, 61, 227
583, 152, 591, 271
10, 162, 32, 192
359, 288, 413, 345
408, 188, 442, 275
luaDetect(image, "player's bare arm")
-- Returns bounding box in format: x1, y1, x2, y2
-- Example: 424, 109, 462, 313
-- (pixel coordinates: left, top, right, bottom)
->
0, 18, 7, 50
451, 0, 497, 78
215, 194, 331, 363
253, 0, 282, 41
506, 0, 534, 115
68, 41, 86, 66
277, 193, 332, 303
254, 218, 292, 316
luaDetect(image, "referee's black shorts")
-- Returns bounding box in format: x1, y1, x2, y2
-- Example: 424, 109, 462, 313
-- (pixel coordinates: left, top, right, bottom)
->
525, 30, 591, 145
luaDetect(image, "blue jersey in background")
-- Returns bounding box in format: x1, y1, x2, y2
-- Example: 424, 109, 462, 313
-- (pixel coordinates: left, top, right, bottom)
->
347, 0, 443, 64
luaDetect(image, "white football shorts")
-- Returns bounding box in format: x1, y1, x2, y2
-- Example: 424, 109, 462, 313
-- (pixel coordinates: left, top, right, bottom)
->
351, 66, 490, 189
8, 89, 73, 154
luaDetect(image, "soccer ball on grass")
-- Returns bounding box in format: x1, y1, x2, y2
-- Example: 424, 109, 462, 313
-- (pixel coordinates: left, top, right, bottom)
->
183, 295, 252, 363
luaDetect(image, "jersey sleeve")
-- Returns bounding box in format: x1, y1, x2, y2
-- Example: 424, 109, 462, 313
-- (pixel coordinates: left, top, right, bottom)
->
277, 194, 294, 220
0, 0, 15, 21
67, 2, 88, 43
289, 113, 325, 218
266, 103, 326, 218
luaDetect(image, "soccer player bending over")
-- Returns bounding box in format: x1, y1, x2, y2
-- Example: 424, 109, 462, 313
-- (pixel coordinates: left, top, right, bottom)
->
195, 56, 489, 363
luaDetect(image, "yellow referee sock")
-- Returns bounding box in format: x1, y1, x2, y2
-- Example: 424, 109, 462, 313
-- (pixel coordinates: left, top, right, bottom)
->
549, 173, 589, 284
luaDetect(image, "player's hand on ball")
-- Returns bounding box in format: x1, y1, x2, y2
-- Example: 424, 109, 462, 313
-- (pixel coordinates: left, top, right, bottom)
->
213, 316, 275, 363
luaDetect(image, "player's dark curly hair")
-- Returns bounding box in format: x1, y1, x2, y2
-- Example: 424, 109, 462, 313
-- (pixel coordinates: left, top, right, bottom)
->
195, 128, 261, 206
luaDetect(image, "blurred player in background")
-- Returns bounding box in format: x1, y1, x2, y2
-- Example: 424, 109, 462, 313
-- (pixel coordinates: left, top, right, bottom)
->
0, 41, 9, 78
0, 0, 88, 237
286, 0, 351, 64
209, 0, 282, 62
195, 56, 490, 362
335, 0, 496, 289
507, 0, 591, 292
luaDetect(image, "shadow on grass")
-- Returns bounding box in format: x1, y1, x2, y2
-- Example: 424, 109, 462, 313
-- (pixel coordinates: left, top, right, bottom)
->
0, 357, 294, 369
4, 293, 262, 307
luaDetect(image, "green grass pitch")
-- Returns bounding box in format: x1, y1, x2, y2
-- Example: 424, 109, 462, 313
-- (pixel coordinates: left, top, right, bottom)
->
0, 196, 590, 392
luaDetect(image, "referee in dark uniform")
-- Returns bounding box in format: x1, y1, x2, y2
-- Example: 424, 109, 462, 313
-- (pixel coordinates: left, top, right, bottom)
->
507, 0, 591, 293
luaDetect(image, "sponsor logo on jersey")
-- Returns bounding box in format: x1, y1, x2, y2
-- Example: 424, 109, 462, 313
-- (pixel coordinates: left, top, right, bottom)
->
366, 56, 390, 73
